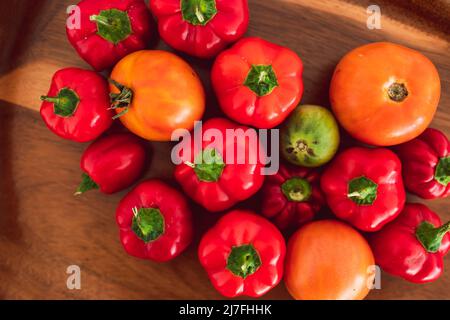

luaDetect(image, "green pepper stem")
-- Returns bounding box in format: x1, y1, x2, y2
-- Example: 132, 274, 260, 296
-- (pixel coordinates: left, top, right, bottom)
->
90, 14, 112, 27
441, 222, 450, 232
244, 65, 279, 97
347, 176, 378, 206
281, 177, 312, 202
74, 173, 99, 196
40, 95, 59, 104
416, 221, 450, 253
131, 207, 165, 243
195, 5, 205, 23
347, 191, 363, 198
431, 221, 450, 239
184, 161, 196, 169
435, 156, 450, 187
181, 0, 217, 26
41, 88, 80, 118
190, 149, 225, 182
226, 244, 262, 279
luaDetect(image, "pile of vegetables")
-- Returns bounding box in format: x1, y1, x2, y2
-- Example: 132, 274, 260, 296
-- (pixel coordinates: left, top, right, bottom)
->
40, 0, 449, 300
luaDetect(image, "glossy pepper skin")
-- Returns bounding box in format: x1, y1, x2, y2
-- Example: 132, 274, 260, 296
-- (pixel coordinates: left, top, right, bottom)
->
321, 147, 406, 232
198, 210, 285, 297
211, 37, 304, 129
370, 203, 450, 283
66, 0, 152, 71
394, 128, 450, 199
76, 133, 147, 195
116, 180, 193, 262
174, 118, 265, 212
40, 68, 113, 143
261, 164, 325, 230
150, 0, 249, 58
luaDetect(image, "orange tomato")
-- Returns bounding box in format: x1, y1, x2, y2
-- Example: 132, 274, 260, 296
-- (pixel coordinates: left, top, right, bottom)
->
110, 50, 205, 141
330, 42, 440, 146
285, 220, 375, 300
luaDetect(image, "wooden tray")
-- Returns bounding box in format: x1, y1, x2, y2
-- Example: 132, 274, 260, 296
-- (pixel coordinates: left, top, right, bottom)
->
0, 0, 449, 299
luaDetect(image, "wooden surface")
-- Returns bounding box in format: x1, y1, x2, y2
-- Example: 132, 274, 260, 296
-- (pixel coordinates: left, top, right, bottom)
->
0, 0, 449, 300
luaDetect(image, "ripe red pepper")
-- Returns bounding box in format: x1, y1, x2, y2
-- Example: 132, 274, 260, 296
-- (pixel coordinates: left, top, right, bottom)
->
370, 203, 450, 283
321, 147, 406, 232
66, 0, 152, 71
150, 0, 249, 58
174, 118, 265, 212
198, 210, 285, 297
75, 133, 147, 195
40, 67, 113, 143
261, 164, 325, 230
116, 180, 193, 262
211, 37, 304, 129
394, 128, 450, 199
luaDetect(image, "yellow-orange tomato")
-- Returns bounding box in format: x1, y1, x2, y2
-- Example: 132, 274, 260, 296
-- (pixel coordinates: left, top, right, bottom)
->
285, 220, 375, 300
110, 50, 205, 141
330, 42, 440, 146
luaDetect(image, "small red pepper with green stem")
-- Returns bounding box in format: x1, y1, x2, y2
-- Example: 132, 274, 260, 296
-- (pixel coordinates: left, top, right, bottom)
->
261, 164, 325, 230
66, 0, 153, 71
370, 203, 450, 283
394, 128, 450, 199
150, 0, 249, 58
40, 67, 113, 143
174, 118, 265, 212
198, 210, 285, 297
211, 37, 304, 129
321, 147, 406, 232
76, 133, 147, 195
116, 180, 193, 262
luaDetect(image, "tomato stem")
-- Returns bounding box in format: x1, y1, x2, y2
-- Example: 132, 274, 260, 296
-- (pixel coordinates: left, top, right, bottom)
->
109, 79, 133, 120
387, 82, 408, 102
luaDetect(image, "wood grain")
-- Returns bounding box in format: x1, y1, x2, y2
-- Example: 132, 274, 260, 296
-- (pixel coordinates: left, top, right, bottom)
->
0, 0, 449, 300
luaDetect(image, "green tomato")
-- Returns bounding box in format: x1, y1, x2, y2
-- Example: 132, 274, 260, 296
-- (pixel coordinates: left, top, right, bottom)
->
281, 105, 340, 167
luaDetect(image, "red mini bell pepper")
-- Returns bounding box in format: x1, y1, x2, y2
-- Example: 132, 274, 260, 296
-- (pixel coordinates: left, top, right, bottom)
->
261, 164, 325, 230
174, 118, 265, 212
66, 0, 152, 71
75, 133, 147, 195
116, 180, 193, 262
321, 147, 406, 232
211, 37, 304, 129
150, 0, 249, 58
40, 67, 113, 143
198, 210, 285, 297
394, 128, 450, 199
370, 203, 450, 283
